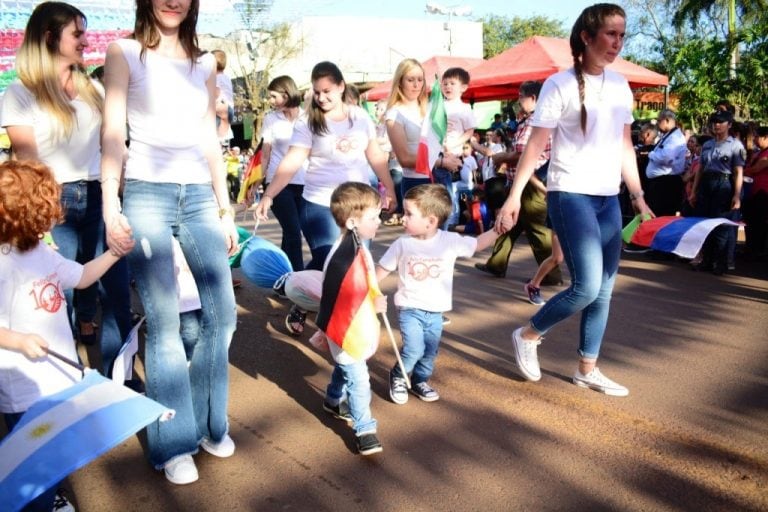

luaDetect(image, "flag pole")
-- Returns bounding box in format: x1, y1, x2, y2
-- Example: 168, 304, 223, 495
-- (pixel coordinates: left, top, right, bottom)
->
351, 229, 411, 389
45, 347, 86, 374
379, 312, 411, 389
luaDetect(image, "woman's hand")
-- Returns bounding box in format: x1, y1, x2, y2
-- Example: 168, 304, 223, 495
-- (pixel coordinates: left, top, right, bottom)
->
632, 196, 655, 219
382, 190, 397, 213
494, 195, 521, 233
252, 196, 272, 221
220, 214, 239, 257
104, 209, 134, 257
441, 153, 462, 173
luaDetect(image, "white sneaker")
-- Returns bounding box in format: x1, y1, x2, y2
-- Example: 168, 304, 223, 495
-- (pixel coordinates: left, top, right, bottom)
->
511, 327, 541, 381
200, 434, 235, 458
573, 367, 629, 397
163, 454, 199, 485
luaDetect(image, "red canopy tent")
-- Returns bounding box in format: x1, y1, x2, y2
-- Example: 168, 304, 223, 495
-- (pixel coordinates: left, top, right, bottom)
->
464, 36, 668, 102
364, 55, 486, 102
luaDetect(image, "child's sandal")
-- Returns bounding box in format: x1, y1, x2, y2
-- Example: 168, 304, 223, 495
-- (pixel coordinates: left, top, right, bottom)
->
285, 305, 307, 336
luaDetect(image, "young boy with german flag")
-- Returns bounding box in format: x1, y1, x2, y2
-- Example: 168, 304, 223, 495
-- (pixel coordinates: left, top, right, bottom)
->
376, 184, 499, 404
315, 182, 388, 456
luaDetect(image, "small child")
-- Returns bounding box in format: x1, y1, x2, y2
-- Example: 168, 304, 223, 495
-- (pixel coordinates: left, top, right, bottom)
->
376, 184, 498, 404
0, 160, 133, 511
434, 67, 477, 229
315, 182, 387, 456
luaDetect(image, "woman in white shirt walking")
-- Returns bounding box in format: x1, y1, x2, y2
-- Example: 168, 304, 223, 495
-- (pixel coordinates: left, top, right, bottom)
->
101, 0, 237, 485
497, 3, 652, 397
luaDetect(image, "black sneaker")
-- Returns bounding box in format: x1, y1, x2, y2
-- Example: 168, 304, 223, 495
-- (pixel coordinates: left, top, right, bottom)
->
389, 371, 408, 405
356, 433, 383, 455
410, 382, 440, 402
323, 400, 353, 424
474, 263, 506, 278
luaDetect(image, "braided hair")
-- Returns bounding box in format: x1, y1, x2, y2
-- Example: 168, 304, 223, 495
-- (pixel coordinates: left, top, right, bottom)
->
569, 3, 626, 134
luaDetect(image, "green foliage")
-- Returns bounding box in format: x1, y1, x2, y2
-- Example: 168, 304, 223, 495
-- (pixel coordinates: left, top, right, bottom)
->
624, 0, 768, 129
479, 14, 567, 59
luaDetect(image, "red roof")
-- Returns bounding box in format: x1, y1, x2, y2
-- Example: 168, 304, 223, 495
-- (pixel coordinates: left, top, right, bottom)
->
364, 55, 485, 102
464, 36, 668, 102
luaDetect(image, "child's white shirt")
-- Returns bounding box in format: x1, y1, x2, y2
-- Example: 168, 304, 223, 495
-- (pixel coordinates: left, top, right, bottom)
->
443, 99, 477, 156
378, 230, 477, 312
0, 243, 84, 413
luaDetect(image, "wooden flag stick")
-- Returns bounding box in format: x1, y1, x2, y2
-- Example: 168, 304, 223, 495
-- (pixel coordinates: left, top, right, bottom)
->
379, 312, 411, 389
45, 347, 86, 373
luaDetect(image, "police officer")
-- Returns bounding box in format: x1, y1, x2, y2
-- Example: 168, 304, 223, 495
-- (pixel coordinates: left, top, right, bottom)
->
689, 110, 746, 274
646, 109, 687, 216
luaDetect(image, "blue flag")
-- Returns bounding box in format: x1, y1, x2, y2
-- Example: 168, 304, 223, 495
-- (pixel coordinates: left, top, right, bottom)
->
0, 371, 173, 511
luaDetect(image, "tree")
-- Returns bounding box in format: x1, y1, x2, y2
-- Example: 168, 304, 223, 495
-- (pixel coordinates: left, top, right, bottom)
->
672, 0, 767, 78
624, 0, 768, 127
479, 14, 567, 59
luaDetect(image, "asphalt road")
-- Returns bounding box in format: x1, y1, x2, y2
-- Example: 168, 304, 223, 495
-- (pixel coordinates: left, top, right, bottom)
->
66, 215, 768, 511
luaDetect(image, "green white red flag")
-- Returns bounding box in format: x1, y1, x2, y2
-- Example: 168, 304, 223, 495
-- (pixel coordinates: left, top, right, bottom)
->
415, 77, 447, 178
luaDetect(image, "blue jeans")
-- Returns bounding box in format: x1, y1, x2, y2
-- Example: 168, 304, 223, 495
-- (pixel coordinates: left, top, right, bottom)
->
269, 183, 305, 271
448, 184, 472, 226
432, 167, 456, 230
326, 360, 377, 435
299, 198, 340, 271
52, 180, 132, 375
530, 192, 622, 359
392, 308, 443, 384
123, 180, 237, 468
4, 413, 58, 511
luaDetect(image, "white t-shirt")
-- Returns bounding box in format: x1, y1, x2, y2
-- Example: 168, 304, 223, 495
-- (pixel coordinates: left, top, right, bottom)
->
532, 68, 634, 196
385, 103, 424, 179
0, 243, 84, 413
0, 80, 102, 183
290, 105, 376, 207
322, 238, 379, 365
444, 99, 477, 156
459, 155, 477, 189
115, 39, 216, 184
216, 72, 234, 106
378, 230, 477, 312
260, 109, 306, 184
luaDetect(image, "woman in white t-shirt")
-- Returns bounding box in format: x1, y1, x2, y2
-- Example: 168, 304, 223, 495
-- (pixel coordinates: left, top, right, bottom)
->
255, 61, 396, 271
384, 59, 462, 200
0, 1, 132, 376
261, 75, 307, 271
101, 0, 238, 485
497, 3, 652, 397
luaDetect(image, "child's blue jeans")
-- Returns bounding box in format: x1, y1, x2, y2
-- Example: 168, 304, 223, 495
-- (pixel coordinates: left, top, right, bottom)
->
326, 360, 377, 435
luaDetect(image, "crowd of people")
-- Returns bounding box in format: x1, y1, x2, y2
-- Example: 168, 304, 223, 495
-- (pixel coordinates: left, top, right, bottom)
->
0, 1, 766, 510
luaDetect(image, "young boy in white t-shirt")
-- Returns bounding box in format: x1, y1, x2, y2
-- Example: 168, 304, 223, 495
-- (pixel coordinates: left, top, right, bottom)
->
434, 67, 477, 228
315, 182, 388, 456
376, 184, 498, 404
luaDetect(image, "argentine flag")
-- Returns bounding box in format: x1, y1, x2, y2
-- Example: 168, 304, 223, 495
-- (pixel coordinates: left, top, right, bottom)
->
0, 371, 173, 511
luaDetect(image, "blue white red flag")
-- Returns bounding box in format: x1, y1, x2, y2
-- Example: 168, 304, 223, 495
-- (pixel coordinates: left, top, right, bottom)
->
0, 371, 173, 511
627, 216, 740, 258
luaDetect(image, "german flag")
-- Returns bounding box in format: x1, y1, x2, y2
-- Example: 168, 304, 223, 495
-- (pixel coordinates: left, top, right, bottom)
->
237, 146, 263, 204
316, 232, 381, 360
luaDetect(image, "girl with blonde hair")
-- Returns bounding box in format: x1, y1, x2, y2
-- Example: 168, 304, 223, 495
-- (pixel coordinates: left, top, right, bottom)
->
1, 1, 132, 377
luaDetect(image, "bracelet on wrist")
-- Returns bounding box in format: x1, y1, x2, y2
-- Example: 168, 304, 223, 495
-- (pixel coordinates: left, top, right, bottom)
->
629, 190, 645, 201
218, 207, 234, 218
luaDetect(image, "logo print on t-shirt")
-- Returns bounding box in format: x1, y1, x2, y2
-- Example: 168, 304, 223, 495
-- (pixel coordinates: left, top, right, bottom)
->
29, 280, 65, 313
335, 134, 360, 154
407, 259, 442, 281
